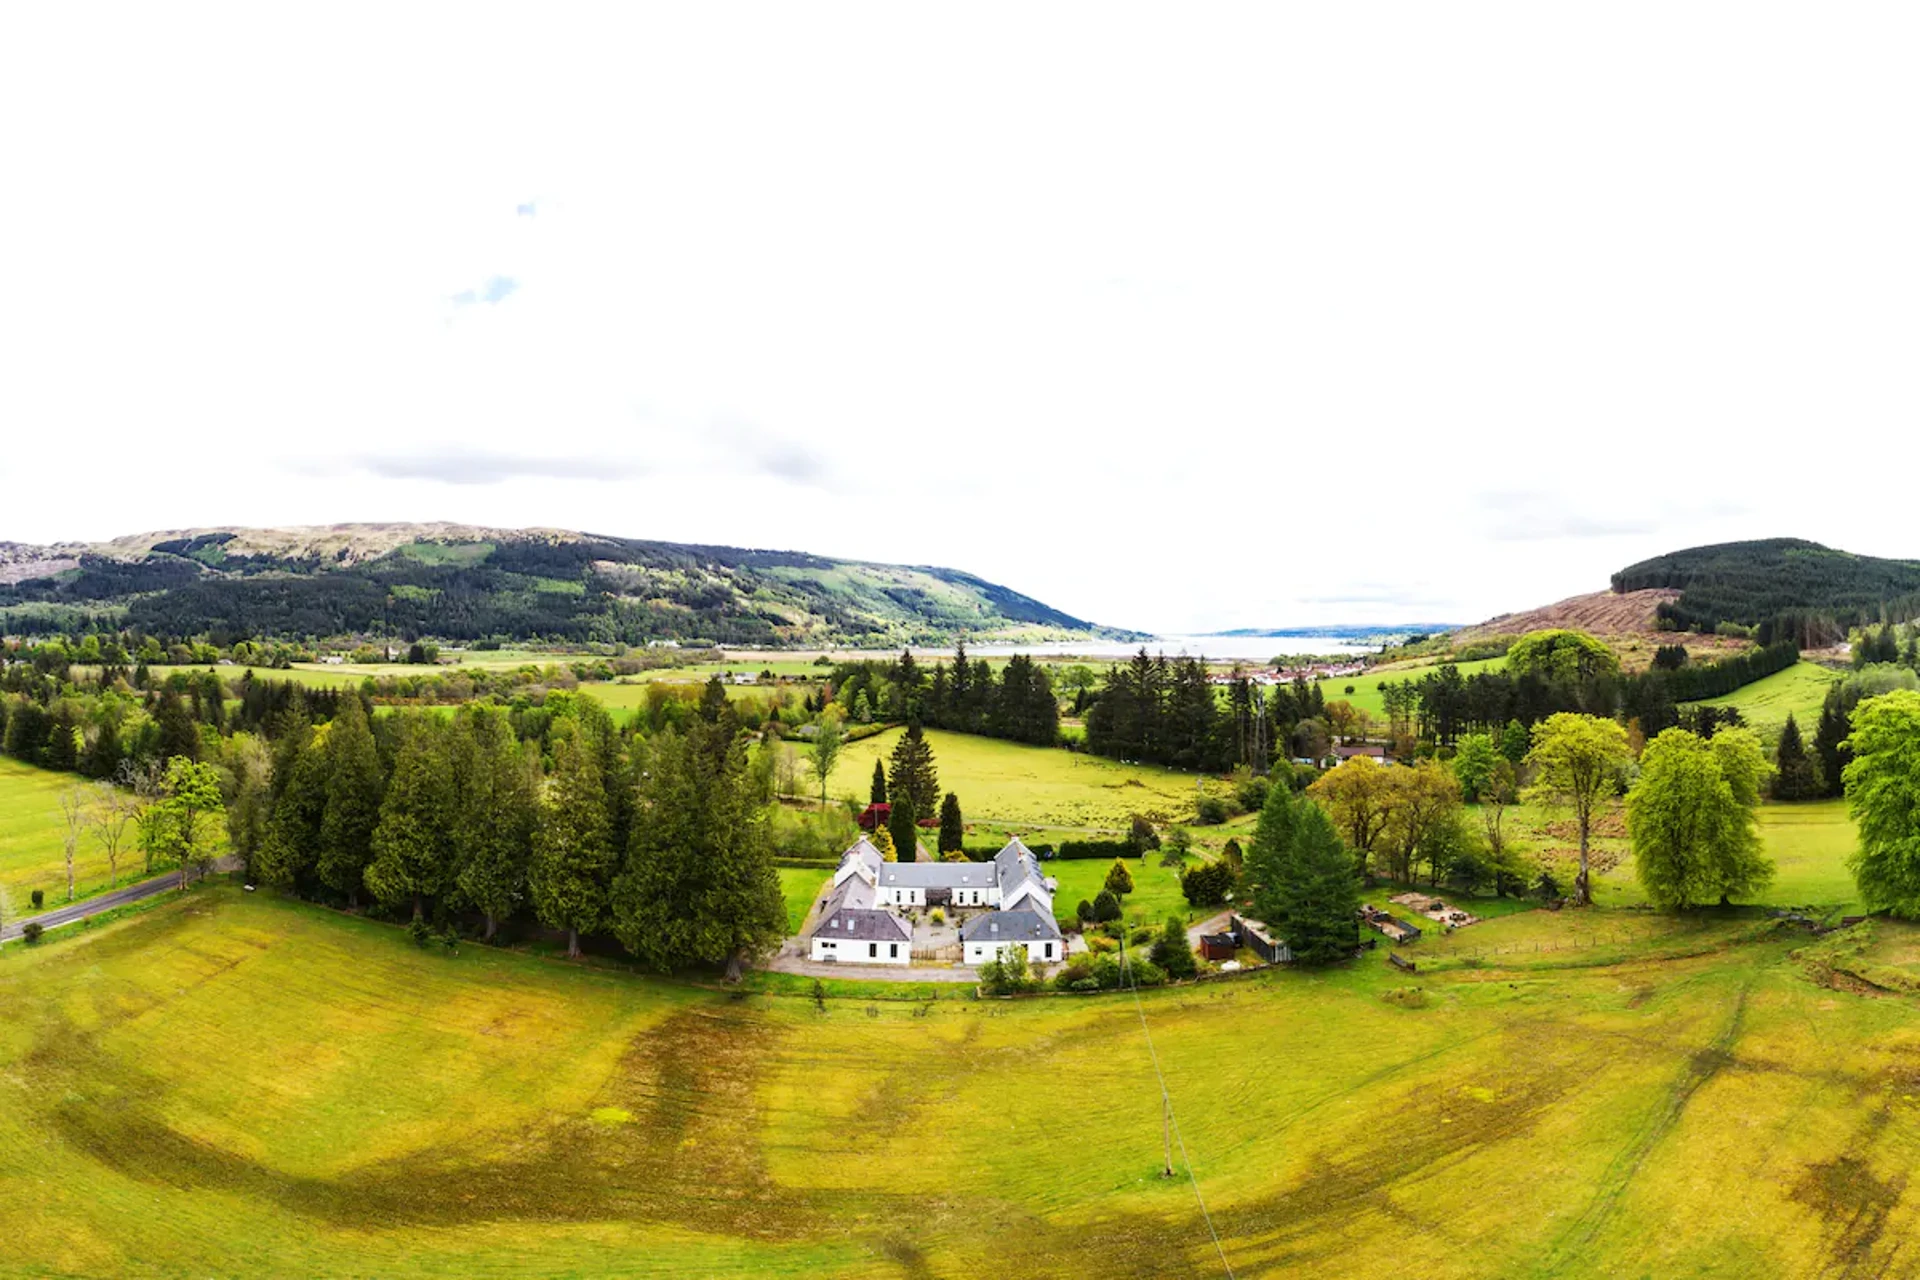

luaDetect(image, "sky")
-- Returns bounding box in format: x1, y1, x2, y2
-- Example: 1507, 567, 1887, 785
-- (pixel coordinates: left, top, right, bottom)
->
2, 4, 1916, 634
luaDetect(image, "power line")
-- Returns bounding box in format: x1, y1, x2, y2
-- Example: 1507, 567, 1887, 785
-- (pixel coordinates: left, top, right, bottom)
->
1118, 934, 1236, 1280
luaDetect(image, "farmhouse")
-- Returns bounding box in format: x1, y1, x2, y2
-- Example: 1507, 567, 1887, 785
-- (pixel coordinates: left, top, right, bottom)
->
807, 836, 1063, 967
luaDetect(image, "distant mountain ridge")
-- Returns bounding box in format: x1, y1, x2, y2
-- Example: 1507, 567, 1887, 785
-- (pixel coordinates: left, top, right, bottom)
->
0, 523, 1141, 647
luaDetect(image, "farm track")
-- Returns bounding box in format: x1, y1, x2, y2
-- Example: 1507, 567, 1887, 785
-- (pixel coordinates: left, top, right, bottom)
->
0, 858, 240, 941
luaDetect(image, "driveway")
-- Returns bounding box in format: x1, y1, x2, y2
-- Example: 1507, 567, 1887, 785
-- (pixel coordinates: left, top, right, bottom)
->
1, 858, 240, 943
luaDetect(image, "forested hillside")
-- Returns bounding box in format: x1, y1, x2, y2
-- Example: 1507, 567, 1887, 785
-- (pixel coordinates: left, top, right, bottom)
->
0, 525, 1131, 648
1613, 538, 1920, 640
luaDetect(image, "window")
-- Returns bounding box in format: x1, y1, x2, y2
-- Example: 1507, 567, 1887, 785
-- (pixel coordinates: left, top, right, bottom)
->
869, 943, 877, 958
889, 944, 899, 958
1045, 943, 1054, 960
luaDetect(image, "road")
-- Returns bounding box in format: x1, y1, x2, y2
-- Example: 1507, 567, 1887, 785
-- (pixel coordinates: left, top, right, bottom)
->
1, 858, 241, 943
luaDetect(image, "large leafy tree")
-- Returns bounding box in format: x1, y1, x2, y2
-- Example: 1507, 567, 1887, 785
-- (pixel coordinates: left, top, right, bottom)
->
1842, 690, 1920, 917
1452, 733, 1500, 802
157, 757, 226, 890
1628, 727, 1774, 909
611, 719, 785, 978
803, 710, 843, 811
1308, 756, 1393, 873
317, 697, 385, 906
365, 716, 454, 920
452, 706, 538, 941
1505, 629, 1620, 682
1268, 801, 1360, 966
529, 720, 614, 959
1525, 713, 1631, 905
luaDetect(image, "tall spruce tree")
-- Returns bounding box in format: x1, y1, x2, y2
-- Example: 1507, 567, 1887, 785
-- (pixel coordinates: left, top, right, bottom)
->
1244, 781, 1301, 926
1813, 683, 1851, 799
611, 718, 785, 978
1270, 801, 1361, 965
870, 758, 889, 806
529, 720, 614, 959
1772, 713, 1820, 801
257, 724, 326, 890
888, 724, 939, 817
365, 716, 455, 920
452, 706, 538, 941
317, 697, 384, 906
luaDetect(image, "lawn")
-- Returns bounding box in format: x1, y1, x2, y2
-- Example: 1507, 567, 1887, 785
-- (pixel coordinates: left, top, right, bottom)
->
1688, 659, 1841, 731
6, 851, 1920, 1277
1046, 852, 1197, 930
826, 727, 1223, 832
777, 865, 832, 933
0, 758, 149, 916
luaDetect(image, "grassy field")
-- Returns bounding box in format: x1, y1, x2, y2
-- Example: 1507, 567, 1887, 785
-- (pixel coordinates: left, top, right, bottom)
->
6, 801, 1919, 1280
827, 727, 1221, 831
1316, 656, 1505, 720
777, 866, 832, 933
1689, 660, 1842, 731
0, 759, 147, 916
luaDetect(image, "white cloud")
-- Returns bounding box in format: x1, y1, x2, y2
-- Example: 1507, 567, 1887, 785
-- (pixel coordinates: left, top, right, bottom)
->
1, 3, 1915, 632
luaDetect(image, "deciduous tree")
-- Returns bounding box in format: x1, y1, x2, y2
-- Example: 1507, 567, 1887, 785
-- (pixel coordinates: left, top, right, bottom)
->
1842, 690, 1920, 916
1525, 713, 1630, 905
1627, 727, 1775, 909
157, 757, 226, 890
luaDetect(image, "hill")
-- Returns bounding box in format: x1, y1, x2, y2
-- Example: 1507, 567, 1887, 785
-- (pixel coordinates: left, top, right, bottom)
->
0, 523, 1137, 648
1612, 537, 1920, 638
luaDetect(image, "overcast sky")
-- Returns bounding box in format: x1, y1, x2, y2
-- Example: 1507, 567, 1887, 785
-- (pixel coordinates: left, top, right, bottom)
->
3, 5, 1915, 634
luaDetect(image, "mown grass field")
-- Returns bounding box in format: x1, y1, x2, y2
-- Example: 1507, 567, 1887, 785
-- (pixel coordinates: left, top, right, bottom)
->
6, 800, 1919, 1280
827, 727, 1221, 831
1689, 659, 1842, 731
0, 759, 138, 915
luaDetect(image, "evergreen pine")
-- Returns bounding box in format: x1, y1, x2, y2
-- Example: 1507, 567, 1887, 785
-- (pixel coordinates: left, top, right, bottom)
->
365, 716, 455, 920
317, 697, 384, 906
81, 717, 124, 780
1270, 802, 1360, 966
529, 720, 614, 959
452, 707, 538, 941
1149, 914, 1199, 979
1103, 858, 1135, 897
1772, 713, 1820, 801
870, 759, 889, 806
1813, 684, 1851, 799
938, 791, 964, 855
890, 796, 919, 863
1243, 782, 1301, 925
156, 690, 200, 762
256, 726, 326, 889
610, 718, 786, 978
888, 724, 940, 816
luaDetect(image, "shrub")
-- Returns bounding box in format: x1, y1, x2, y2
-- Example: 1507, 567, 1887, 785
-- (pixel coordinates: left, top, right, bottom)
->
1129, 926, 1155, 946
1075, 898, 1095, 924
1194, 796, 1230, 826
30, 889, 43, 910
1093, 889, 1122, 922
978, 946, 1041, 996
1161, 826, 1193, 867
407, 918, 432, 948
22, 922, 45, 944
1150, 914, 1200, 980
1181, 860, 1238, 908
1127, 958, 1168, 987
929, 908, 945, 925
1127, 815, 1161, 856
1235, 777, 1270, 813
1103, 860, 1135, 897
1053, 839, 1136, 861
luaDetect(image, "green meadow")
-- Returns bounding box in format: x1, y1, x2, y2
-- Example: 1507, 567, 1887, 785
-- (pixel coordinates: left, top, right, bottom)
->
1316, 656, 1506, 720
1689, 660, 1842, 731
0, 759, 144, 915
826, 727, 1220, 831
5, 797, 1918, 1280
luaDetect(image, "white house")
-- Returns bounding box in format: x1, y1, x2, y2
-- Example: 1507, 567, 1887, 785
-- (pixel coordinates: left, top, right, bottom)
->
805, 837, 1063, 968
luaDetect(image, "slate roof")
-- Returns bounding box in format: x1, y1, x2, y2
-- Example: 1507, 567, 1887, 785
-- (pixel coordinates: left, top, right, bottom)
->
993, 838, 1049, 896
960, 903, 1062, 944
877, 860, 995, 889
811, 876, 911, 943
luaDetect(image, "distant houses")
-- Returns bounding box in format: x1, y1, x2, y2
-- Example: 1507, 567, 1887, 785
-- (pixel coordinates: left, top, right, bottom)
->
806, 837, 1064, 968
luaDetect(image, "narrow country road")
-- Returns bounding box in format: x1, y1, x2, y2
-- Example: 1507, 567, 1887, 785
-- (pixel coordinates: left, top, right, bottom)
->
1, 858, 241, 943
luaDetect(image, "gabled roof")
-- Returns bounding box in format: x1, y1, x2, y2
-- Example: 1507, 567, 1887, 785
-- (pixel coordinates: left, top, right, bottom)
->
993, 837, 1050, 898
810, 879, 912, 943
878, 860, 995, 889
960, 903, 1062, 944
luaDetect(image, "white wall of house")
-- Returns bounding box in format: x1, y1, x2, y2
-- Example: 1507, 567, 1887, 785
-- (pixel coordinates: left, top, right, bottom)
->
810, 936, 909, 965
963, 938, 1060, 967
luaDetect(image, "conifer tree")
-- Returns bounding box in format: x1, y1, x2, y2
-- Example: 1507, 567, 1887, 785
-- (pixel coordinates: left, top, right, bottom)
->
82, 717, 123, 780
257, 725, 327, 890
529, 720, 614, 959
366, 716, 455, 920
1772, 713, 1820, 801
155, 690, 200, 762
317, 697, 384, 906
698, 675, 732, 725
1103, 858, 1134, 897
870, 758, 889, 806
888, 724, 940, 817
1813, 684, 1851, 799
452, 706, 538, 941
1150, 914, 1199, 979
611, 717, 785, 978
938, 791, 964, 855
45, 705, 81, 772
889, 795, 919, 862
1244, 780, 1300, 925
1269, 802, 1360, 965
871, 824, 896, 860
